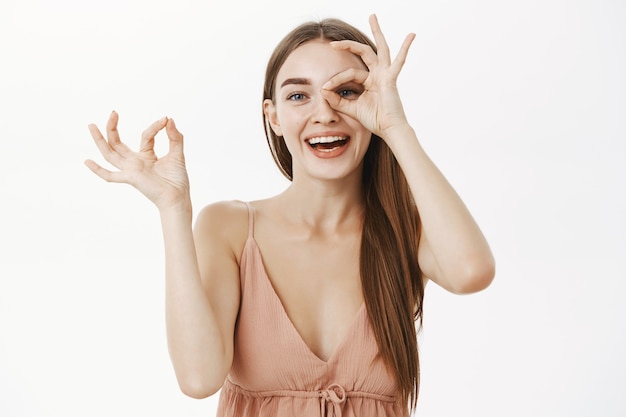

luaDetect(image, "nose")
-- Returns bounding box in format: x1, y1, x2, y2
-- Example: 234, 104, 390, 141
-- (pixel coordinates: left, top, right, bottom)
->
311, 95, 338, 124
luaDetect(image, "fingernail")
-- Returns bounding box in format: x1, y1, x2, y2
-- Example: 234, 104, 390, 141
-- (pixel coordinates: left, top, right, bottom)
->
159, 116, 167, 123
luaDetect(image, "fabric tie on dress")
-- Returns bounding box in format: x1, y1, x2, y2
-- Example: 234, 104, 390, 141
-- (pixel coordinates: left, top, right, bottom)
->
219, 379, 399, 416
319, 383, 347, 417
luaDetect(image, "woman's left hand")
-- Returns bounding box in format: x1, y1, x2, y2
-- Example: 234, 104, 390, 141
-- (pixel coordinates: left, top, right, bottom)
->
321, 14, 415, 139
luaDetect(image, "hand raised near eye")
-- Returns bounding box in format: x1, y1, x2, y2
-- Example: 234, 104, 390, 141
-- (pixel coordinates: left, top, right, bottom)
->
321, 14, 415, 140
85, 111, 190, 211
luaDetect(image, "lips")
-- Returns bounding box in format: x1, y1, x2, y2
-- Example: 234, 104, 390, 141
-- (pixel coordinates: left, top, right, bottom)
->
306, 135, 349, 152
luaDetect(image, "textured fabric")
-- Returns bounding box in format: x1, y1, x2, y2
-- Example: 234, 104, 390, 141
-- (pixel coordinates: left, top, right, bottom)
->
216, 202, 401, 417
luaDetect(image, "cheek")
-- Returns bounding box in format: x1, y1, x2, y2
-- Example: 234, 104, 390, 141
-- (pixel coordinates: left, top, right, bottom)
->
355, 130, 373, 157
276, 107, 307, 133
360, 137, 373, 158
351, 123, 373, 144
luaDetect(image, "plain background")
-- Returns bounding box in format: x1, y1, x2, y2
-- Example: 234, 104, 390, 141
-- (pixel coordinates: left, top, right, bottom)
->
1, 0, 624, 416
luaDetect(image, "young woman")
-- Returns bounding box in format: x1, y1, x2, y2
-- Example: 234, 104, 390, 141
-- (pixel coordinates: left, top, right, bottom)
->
86, 14, 494, 417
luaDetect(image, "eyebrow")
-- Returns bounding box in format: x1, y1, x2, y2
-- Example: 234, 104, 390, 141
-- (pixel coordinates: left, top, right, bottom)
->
280, 78, 311, 88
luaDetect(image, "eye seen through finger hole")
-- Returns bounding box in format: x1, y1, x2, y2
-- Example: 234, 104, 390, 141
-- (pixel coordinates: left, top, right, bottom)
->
336, 85, 363, 99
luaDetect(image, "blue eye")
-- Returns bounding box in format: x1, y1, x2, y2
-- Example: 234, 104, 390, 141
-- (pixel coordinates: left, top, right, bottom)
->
287, 92, 306, 101
338, 88, 361, 99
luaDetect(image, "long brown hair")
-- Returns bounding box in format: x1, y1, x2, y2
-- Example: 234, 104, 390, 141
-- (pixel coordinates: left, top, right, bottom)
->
262, 18, 424, 413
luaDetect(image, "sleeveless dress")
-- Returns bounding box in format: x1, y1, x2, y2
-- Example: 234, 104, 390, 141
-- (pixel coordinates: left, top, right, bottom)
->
216, 202, 402, 417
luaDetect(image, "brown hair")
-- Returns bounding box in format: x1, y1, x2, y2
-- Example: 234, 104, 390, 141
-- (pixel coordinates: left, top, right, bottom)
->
262, 18, 424, 413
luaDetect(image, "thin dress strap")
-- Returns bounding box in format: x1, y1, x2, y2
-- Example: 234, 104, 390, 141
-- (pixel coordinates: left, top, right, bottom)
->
243, 201, 254, 239
239, 201, 256, 294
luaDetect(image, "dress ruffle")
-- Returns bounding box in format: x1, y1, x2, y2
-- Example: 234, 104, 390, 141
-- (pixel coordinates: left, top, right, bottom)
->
218, 380, 400, 417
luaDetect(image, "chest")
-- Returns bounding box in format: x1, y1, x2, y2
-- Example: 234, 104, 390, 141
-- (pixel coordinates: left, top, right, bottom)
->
254, 231, 363, 362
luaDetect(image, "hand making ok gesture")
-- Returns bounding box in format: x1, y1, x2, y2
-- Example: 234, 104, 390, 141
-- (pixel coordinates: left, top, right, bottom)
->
321, 14, 415, 141
85, 111, 190, 211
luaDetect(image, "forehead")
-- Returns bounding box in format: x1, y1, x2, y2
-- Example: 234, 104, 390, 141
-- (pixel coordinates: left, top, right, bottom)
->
276, 39, 366, 85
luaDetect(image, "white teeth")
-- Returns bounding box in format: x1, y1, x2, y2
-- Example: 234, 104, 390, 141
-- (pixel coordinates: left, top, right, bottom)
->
307, 136, 348, 145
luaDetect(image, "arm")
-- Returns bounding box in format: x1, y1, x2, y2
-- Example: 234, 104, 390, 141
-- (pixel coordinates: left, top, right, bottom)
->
161, 202, 241, 398
85, 112, 239, 397
322, 15, 495, 293
379, 124, 495, 294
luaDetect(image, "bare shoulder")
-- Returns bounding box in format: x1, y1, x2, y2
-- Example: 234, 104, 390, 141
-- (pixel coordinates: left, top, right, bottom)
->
194, 200, 250, 263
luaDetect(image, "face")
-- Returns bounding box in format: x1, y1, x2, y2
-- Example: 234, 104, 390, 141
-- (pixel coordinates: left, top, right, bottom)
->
264, 39, 372, 182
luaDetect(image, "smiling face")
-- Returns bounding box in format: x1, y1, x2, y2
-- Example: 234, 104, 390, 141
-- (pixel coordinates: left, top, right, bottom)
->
264, 39, 372, 183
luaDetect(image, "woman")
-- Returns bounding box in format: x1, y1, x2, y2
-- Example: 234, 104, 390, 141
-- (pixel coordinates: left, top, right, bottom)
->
86, 14, 495, 417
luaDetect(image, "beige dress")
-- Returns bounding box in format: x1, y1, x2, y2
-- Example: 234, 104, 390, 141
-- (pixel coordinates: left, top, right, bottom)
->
217, 202, 401, 417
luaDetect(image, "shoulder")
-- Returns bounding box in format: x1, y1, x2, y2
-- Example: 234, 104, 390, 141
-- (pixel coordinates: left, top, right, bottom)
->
194, 200, 250, 262
196, 200, 249, 227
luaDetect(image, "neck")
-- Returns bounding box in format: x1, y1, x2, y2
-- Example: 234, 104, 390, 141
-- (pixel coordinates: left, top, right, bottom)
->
277, 172, 364, 233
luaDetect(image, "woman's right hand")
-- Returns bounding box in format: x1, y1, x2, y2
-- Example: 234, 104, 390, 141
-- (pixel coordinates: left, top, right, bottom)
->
85, 111, 191, 211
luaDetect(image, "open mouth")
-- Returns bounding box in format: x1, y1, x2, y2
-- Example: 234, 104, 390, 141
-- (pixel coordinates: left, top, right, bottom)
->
307, 136, 349, 152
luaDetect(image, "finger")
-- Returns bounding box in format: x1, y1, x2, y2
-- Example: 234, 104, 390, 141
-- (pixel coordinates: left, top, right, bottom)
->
84, 159, 126, 183
88, 123, 124, 167
330, 40, 378, 69
140, 116, 168, 152
322, 68, 369, 92
320, 89, 357, 119
165, 118, 184, 155
391, 33, 416, 75
369, 14, 391, 65
105, 111, 132, 155
105, 111, 120, 143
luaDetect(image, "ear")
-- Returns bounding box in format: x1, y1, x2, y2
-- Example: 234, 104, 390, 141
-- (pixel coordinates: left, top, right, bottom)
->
263, 99, 282, 137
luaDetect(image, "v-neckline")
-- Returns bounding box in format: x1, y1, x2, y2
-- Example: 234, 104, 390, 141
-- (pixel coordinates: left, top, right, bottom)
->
246, 237, 366, 364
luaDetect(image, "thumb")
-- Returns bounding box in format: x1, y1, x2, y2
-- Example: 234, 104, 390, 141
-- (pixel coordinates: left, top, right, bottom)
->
165, 118, 184, 153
